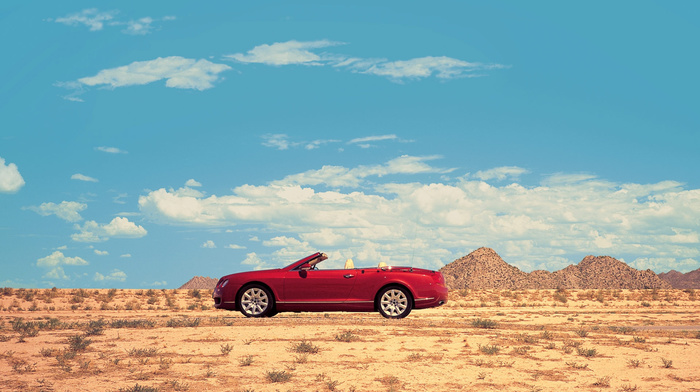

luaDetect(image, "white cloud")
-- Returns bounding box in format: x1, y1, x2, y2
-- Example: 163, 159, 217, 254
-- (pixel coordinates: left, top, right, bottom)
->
120, 253, 132, 258
226, 244, 246, 250
474, 166, 528, 181
0, 157, 25, 193
225, 40, 343, 66
138, 157, 700, 273
72, 217, 147, 242
72, 173, 99, 182
185, 179, 202, 187
201, 240, 216, 248
94, 249, 109, 256
348, 134, 397, 145
262, 134, 340, 150
122, 17, 154, 35
26, 201, 87, 222
37, 251, 89, 267
53, 9, 117, 31
262, 134, 291, 150
148, 280, 168, 286
44, 267, 69, 280
272, 155, 454, 188
96, 146, 128, 154
52, 9, 174, 35
241, 252, 272, 270
351, 56, 498, 80
94, 269, 127, 282
225, 40, 506, 81
630, 257, 699, 273
77, 57, 231, 91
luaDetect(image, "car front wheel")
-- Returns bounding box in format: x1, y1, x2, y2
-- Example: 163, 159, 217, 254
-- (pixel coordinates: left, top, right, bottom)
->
237, 284, 275, 318
377, 286, 412, 319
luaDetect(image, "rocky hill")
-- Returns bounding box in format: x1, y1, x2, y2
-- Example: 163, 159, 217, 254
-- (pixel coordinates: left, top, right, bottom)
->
440, 248, 672, 290
179, 276, 218, 290
658, 269, 700, 289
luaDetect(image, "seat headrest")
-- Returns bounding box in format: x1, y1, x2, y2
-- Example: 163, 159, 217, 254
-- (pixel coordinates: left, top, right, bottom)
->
344, 258, 354, 269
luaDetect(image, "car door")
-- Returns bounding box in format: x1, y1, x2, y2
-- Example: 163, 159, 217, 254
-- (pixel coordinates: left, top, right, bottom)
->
283, 269, 357, 303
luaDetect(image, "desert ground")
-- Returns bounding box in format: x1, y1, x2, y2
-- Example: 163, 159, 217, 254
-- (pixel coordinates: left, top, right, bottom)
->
1, 288, 698, 392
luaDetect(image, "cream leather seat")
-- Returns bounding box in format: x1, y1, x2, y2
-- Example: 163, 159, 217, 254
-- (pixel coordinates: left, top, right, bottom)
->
344, 258, 354, 269
378, 262, 387, 269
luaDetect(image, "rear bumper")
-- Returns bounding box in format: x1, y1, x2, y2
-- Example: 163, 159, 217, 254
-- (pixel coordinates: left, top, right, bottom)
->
414, 285, 448, 309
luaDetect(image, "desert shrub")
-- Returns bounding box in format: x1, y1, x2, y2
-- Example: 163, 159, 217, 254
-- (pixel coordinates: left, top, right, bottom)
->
553, 288, 568, 303
166, 317, 200, 328
334, 330, 360, 342
471, 318, 498, 329
375, 375, 401, 389
575, 329, 589, 337
565, 361, 588, 370
11, 318, 40, 339
110, 319, 156, 329
2, 287, 14, 296
68, 334, 92, 352
159, 357, 172, 370
118, 384, 159, 392
517, 333, 538, 344
289, 340, 320, 354
127, 347, 159, 357
85, 319, 106, 336
406, 353, 424, 361
10, 358, 37, 374
627, 359, 642, 368
576, 347, 597, 357
239, 355, 254, 366
164, 380, 188, 391
478, 344, 500, 355
592, 376, 611, 387
189, 289, 201, 299
125, 300, 141, 311
661, 358, 673, 368
220, 343, 233, 356
265, 370, 292, 383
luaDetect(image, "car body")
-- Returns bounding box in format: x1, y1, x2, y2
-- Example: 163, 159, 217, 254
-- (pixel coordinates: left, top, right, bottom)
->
212, 252, 448, 318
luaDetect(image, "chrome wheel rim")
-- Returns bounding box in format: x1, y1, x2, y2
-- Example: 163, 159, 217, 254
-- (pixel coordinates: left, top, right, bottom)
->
241, 287, 269, 316
380, 289, 408, 317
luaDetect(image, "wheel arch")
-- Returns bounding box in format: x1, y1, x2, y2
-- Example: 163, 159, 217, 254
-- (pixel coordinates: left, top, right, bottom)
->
373, 282, 415, 311
235, 281, 277, 311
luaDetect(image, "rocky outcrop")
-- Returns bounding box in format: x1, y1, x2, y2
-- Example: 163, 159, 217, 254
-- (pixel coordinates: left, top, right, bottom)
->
658, 269, 700, 289
179, 276, 218, 290
439, 248, 672, 290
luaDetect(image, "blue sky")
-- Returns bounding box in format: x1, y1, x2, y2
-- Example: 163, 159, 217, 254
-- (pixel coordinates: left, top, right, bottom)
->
1, 2, 698, 288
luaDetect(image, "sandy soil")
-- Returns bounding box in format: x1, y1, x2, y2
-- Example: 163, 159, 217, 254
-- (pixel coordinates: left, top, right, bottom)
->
1, 288, 698, 392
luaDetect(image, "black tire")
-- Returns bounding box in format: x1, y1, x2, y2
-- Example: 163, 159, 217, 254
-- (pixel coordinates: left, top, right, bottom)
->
377, 286, 412, 319
237, 284, 275, 318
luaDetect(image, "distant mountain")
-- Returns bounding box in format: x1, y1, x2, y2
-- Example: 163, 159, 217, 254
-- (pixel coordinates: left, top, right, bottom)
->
658, 269, 700, 289
439, 247, 671, 290
179, 276, 218, 290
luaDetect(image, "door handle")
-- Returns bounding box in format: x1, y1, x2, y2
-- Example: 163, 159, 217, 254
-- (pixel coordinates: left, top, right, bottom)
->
344, 274, 355, 279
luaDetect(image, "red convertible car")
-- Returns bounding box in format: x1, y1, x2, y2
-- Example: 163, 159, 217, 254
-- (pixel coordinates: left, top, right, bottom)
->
212, 252, 448, 319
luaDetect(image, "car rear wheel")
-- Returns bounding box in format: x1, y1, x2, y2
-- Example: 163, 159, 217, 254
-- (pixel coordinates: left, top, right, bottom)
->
378, 286, 412, 319
237, 284, 275, 318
